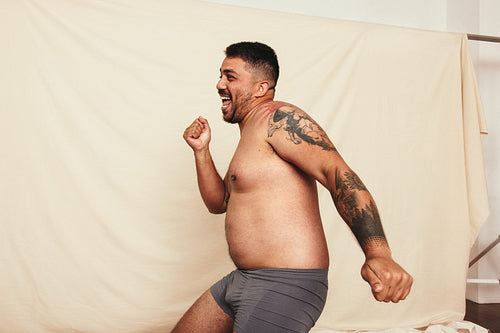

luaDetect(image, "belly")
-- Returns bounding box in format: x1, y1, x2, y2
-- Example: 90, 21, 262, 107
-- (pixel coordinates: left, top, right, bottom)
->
224, 192, 329, 269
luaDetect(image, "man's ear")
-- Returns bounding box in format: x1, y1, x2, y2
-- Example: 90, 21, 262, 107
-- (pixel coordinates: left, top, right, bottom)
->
255, 80, 271, 97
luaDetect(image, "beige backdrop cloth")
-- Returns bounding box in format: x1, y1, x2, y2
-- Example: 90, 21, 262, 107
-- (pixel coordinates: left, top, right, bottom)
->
0, 1, 489, 332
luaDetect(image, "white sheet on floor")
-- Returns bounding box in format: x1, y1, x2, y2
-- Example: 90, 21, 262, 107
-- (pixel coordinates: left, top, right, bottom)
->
313, 321, 489, 333
0, 0, 489, 332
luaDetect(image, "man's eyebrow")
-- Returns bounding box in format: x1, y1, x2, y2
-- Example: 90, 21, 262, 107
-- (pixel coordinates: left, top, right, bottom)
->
220, 68, 239, 76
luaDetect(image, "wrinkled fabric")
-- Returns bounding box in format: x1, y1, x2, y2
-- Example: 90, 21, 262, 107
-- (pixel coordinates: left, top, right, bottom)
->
0, 1, 488, 332
210, 268, 328, 332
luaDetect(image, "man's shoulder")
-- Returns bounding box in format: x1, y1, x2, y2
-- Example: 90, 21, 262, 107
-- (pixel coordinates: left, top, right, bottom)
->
268, 102, 315, 125
259, 101, 306, 119
265, 101, 299, 110
250, 101, 313, 138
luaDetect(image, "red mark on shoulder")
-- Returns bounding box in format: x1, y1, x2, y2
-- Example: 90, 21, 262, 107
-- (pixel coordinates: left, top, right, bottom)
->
259, 101, 286, 122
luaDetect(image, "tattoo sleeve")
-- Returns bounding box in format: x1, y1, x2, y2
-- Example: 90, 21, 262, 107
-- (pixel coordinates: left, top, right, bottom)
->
268, 107, 336, 151
267, 106, 385, 251
330, 169, 388, 251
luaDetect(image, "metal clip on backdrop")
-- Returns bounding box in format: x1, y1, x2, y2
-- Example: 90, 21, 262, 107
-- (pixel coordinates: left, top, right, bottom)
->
467, 235, 500, 285
467, 33, 500, 43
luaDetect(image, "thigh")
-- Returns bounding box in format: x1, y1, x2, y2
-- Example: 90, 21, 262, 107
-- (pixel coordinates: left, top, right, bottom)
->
171, 289, 234, 333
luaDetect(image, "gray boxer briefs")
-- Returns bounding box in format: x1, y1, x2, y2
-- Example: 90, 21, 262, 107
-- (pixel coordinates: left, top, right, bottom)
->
210, 267, 328, 333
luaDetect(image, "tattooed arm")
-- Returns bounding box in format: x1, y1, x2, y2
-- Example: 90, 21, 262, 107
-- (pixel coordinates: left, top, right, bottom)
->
268, 105, 389, 254
266, 104, 412, 303
330, 169, 389, 254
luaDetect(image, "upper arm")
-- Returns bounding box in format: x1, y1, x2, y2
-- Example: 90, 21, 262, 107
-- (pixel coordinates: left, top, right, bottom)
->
210, 173, 230, 214
265, 104, 349, 189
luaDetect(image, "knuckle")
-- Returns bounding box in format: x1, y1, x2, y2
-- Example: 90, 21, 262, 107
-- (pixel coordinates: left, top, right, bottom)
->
381, 271, 392, 281
401, 274, 413, 286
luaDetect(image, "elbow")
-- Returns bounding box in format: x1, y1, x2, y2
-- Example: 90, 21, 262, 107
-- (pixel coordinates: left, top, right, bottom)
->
202, 187, 228, 214
208, 206, 226, 215
321, 165, 338, 192
206, 201, 227, 214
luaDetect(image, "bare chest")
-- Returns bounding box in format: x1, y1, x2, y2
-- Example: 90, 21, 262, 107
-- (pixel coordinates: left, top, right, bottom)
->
227, 133, 295, 194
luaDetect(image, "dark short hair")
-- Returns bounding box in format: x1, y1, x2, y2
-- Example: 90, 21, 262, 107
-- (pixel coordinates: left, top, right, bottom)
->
225, 41, 279, 88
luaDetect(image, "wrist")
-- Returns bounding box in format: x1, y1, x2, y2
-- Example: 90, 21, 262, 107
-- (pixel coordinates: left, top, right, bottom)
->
193, 147, 213, 164
363, 238, 392, 259
193, 145, 210, 156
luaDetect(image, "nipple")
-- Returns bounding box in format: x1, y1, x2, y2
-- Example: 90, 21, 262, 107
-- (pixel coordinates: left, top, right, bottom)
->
230, 175, 237, 181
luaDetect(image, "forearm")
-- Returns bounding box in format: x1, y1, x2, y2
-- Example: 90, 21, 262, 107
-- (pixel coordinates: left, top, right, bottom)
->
329, 167, 390, 257
194, 148, 227, 214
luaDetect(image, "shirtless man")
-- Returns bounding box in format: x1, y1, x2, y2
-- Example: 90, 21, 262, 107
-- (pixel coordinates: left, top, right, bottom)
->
174, 42, 413, 333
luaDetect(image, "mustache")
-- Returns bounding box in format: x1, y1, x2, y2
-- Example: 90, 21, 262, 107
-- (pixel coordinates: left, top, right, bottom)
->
218, 89, 231, 97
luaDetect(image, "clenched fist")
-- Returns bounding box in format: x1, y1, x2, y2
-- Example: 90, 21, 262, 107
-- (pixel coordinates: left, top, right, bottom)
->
183, 116, 211, 152
361, 255, 413, 303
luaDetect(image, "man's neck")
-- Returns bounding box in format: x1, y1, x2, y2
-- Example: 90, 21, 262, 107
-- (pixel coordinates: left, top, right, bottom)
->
237, 88, 276, 130
238, 98, 275, 131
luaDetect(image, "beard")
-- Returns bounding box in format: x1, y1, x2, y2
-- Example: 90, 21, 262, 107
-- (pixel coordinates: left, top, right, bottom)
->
221, 89, 253, 124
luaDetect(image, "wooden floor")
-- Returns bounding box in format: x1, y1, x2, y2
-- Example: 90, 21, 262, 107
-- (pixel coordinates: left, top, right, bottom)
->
465, 300, 500, 333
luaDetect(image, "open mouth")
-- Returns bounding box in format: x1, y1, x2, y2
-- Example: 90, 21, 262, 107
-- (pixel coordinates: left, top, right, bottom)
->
220, 95, 232, 112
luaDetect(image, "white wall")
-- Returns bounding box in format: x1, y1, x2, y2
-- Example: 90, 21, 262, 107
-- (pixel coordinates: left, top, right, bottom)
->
469, 0, 500, 304
202, 0, 500, 303
203, 0, 448, 31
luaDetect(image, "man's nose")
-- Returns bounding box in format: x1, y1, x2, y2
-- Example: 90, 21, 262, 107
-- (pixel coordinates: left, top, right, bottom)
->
216, 78, 226, 90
